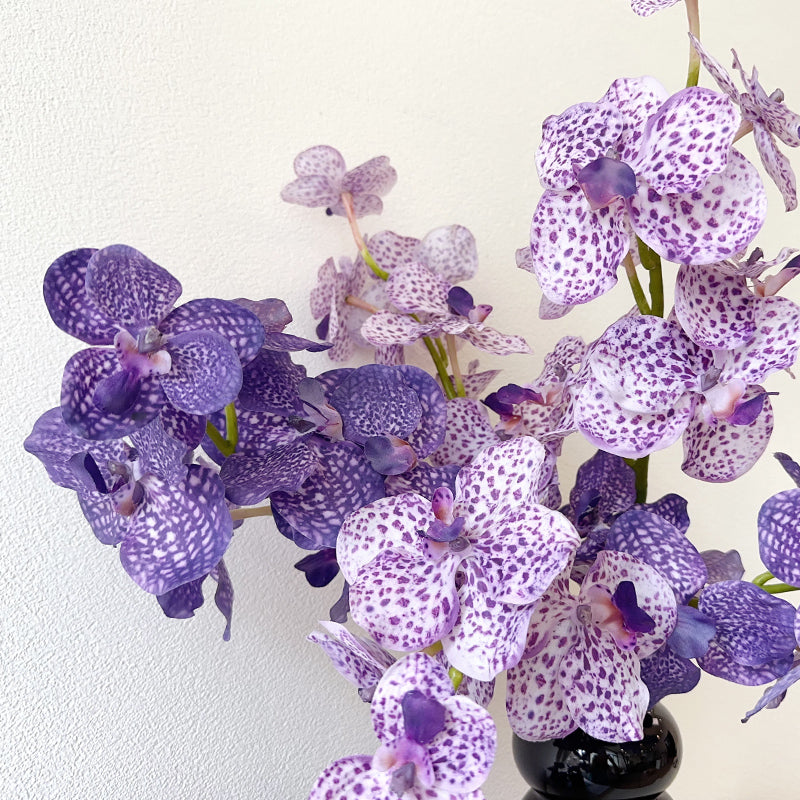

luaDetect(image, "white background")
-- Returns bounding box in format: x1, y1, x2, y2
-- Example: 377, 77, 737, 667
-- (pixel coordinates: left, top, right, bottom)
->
4, 1, 800, 797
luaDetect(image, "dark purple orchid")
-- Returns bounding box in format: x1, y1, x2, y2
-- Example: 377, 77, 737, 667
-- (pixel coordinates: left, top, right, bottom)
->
281, 145, 397, 218
45, 245, 264, 441
25, 409, 233, 596
306, 652, 496, 800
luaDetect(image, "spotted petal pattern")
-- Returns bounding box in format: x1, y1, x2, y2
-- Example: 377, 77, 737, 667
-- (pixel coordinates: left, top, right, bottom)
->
758, 487, 800, 586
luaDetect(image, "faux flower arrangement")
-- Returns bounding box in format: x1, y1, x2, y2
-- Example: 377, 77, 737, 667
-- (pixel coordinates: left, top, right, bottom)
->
22, 0, 800, 797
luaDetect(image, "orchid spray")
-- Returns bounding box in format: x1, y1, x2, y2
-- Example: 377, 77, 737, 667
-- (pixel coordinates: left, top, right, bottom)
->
23, 0, 800, 797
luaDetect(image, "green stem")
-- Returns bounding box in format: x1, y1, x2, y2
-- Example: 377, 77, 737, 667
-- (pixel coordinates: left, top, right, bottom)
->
435, 337, 448, 364
205, 402, 238, 458
423, 336, 457, 399
448, 667, 465, 692
685, 0, 701, 88
623, 254, 651, 315
762, 582, 800, 595
446, 334, 467, 397
753, 571, 774, 587
636, 238, 665, 317
625, 455, 650, 504
361, 246, 389, 281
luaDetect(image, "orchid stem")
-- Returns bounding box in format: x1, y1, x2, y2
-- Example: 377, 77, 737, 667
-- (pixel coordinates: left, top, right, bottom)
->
685, 0, 701, 88
623, 254, 651, 315
762, 582, 800, 595
446, 334, 467, 397
345, 295, 380, 314
636, 238, 665, 317
753, 571, 774, 587
449, 667, 464, 692
340, 191, 389, 280
423, 336, 457, 399
625, 455, 650, 504
205, 403, 238, 458
230, 505, 273, 520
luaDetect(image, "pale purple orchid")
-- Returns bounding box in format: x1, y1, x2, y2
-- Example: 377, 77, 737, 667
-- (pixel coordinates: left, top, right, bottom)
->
281, 145, 397, 218
25, 410, 233, 596
523, 77, 766, 306
758, 452, 800, 587
361, 262, 531, 357
45, 245, 265, 441
506, 550, 677, 742
307, 653, 496, 800
337, 437, 580, 681
574, 312, 800, 480
690, 34, 800, 210
629, 0, 681, 16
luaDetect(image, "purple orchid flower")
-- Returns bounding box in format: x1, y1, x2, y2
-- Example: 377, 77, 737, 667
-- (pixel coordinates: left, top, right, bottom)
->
337, 437, 580, 680
630, 0, 681, 16
575, 312, 800, 480
758, 452, 800, 586
25, 409, 233, 596
523, 78, 766, 306
306, 652, 496, 800
361, 262, 531, 357
506, 550, 677, 742
45, 245, 265, 441
281, 145, 397, 218
690, 34, 800, 210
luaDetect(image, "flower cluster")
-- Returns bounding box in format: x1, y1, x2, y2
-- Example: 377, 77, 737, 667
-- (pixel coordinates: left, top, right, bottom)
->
24, 6, 800, 799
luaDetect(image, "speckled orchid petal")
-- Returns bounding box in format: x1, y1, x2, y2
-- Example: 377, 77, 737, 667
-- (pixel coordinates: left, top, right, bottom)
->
752, 123, 798, 211
674, 264, 756, 350
341, 156, 397, 202
539, 295, 573, 320
688, 35, 739, 101
43, 248, 120, 344
428, 695, 496, 792
631, 88, 737, 194
329, 365, 423, 445
219, 442, 316, 506
640, 644, 701, 707
361, 311, 437, 347
568, 449, 637, 527
362, 230, 418, 275
590, 317, 700, 413
203, 406, 298, 464
758, 487, 800, 585
130, 416, 189, 484
428, 398, 502, 468
775, 452, 800, 487
337, 494, 435, 584
119, 465, 233, 595
271, 439, 385, 550
308, 621, 395, 693
159, 298, 264, 365
238, 349, 307, 414
575, 375, 694, 459
529, 188, 628, 305
719, 296, 800, 384
386, 263, 450, 316
630, 0, 681, 16
85, 245, 181, 331
470, 506, 579, 604
160, 330, 242, 415
395, 366, 447, 458
384, 464, 460, 501
458, 367, 501, 399
61, 348, 165, 439
561, 625, 650, 742
441, 562, 538, 681
702, 549, 745, 583
743, 656, 800, 721
681, 388, 773, 482
697, 581, 796, 683
306, 755, 374, 800
293, 144, 346, 182
600, 77, 670, 163
638, 493, 690, 534
506, 616, 579, 742
159, 404, 205, 448
416, 225, 479, 283
535, 102, 625, 190
371, 653, 453, 743
607, 509, 707, 603
310, 257, 337, 319
461, 324, 531, 356
233, 297, 292, 334
281, 148, 342, 209
77, 492, 131, 545
629, 150, 767, 266
455, 437, 547, 526
351, 545, 461, 652
585, 550, 677, 658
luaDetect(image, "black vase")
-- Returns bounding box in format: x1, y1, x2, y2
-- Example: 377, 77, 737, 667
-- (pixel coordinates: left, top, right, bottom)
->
512, 704, 680, 799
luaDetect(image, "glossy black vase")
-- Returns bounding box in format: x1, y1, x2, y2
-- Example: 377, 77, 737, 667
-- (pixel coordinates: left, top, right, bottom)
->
512, 704, 680, 799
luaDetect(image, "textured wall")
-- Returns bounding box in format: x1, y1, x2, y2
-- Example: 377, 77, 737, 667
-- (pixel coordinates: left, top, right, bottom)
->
4, 1, 800, 797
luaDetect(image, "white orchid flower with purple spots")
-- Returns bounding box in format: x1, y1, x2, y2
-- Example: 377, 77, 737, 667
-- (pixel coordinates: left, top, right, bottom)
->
690, 34, 800, 211
338, 437, 580, 681
281, 144, 397, 218
506, 550, 677, 742
25, 410, 233, 596
307, 652, 496, 800
575, 312, 800, 480
523, 77, 766, 306
674, 250, 800, 350
629, 0, 681, 16
45, 245, 265, 441
361, 262, 531, 357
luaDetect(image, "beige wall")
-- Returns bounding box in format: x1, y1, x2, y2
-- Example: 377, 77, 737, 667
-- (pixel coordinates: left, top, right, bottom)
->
4, 0, 800, 797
